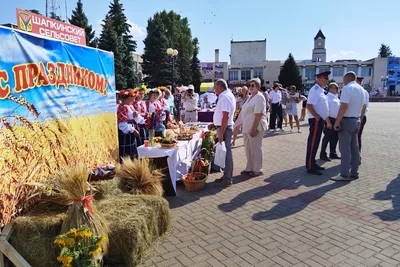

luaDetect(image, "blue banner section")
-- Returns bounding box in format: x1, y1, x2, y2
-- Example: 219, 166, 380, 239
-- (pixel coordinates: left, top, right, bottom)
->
387, 57, 400, 86
0, 26, 116, 120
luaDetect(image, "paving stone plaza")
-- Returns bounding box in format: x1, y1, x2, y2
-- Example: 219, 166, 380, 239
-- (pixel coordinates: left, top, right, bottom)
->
139, 103, 400, 267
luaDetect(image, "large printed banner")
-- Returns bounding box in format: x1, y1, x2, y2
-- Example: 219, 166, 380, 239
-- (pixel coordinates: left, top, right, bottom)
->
0, 26, 117, 191
16, 8, 86, 46
387, 57, 400, 86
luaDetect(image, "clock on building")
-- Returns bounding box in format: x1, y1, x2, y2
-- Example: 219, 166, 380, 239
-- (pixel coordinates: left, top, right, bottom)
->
318, 42, 321, 46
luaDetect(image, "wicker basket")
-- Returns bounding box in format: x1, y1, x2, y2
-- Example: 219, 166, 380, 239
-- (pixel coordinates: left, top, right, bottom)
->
160, 143, 177, 149
182, 173, 207, 191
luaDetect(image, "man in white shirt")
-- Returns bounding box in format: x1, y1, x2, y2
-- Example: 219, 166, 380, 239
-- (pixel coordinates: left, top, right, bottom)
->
356, 77, 369, 165
332, 72, 367, 181
305, 71, 330, 175
182, 84, 199, 122
209, 79, 236, 185
320, 82, 341, 161
269, 83, 283, 130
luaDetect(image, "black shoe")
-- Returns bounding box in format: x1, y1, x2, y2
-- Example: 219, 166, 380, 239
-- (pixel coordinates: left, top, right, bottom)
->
307, 169, 323, 176
350, 175, 359, 180
214, 178, 224, 183
316, 166, 325, 171
330, 154, 341, 160
320, 155, 331, 161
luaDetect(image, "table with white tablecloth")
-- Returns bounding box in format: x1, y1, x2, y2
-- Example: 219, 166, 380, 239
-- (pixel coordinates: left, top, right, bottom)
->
137, 131, 203, 195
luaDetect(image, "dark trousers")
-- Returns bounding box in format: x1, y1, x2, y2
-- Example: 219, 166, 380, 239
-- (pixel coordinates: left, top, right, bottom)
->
118, 130, 138, 163
320, 117, 339, 157
306, 117, 325, 170
358, 116, 367, 152
270, 103, 283, 129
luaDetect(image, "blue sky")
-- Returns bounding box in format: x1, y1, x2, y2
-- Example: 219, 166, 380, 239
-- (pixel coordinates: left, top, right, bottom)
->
1, 0, 400, 63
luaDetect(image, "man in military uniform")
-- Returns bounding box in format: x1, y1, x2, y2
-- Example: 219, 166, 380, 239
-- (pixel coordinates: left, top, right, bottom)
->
356, 77, 369, 165
305, 71, 330, 175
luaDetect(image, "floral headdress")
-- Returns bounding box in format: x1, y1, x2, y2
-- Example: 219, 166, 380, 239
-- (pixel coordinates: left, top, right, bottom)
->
118, 89, 136, 97
147, 88, 161, 96
157, 86, 168, 92
133, 84, 148, 94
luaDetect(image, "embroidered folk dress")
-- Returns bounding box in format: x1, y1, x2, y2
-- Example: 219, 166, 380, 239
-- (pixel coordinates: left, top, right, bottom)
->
117, 104, 138, 161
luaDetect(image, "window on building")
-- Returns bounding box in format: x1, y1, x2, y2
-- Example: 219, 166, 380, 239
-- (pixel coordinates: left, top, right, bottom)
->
241, 70, 251, 80
229, 71, 239, 81
305, 67, 316, 80
361, 67, 372, 77
347, 66, 358, 74
333, 67, 344, 77
319, 67, 330, 73
253, 68, 263, 79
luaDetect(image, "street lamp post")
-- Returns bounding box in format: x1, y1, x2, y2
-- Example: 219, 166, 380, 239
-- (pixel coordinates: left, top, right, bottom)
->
167, 48, 178, 90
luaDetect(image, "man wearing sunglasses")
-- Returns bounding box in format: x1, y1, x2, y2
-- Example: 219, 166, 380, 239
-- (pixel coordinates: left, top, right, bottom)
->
305, 71, 330, 175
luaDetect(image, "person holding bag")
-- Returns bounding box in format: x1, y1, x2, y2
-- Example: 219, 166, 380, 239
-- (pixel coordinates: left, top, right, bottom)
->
240, 78, 268, 177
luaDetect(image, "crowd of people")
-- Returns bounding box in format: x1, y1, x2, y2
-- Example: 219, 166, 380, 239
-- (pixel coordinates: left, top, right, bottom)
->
116, 70, 369, 185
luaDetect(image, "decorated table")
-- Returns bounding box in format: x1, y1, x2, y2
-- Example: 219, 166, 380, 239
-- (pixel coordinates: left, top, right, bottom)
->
137, 130, 204, 196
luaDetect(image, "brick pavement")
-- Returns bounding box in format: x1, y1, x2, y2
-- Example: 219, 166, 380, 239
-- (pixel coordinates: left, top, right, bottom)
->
139, 103, 400, 267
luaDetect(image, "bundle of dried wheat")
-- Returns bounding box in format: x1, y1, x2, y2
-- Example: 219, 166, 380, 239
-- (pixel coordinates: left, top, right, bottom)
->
117, 157, 164, 196
54, 165, 109, 255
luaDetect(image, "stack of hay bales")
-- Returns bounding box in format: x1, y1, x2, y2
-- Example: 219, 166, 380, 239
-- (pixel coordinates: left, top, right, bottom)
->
9, 158, 171, 267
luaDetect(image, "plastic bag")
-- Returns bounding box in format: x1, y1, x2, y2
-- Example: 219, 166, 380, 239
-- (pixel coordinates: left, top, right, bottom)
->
214, 142, 226, 169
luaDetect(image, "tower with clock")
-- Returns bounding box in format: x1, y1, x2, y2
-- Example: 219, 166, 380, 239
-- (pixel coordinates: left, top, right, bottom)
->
312, 29, 326, 62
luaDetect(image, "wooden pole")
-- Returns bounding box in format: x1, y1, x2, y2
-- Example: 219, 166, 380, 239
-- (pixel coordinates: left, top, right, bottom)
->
0, 224, 30, 267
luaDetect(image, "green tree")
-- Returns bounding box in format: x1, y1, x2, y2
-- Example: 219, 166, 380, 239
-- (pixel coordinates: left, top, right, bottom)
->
379, 43, 393, 58
155, 11, 193, 85
50, 11, 62, 21
278, 53, 302, 90
107, 0, 138, 87
98, 15, 126, 90
29, 9, 41, 15
69, 0, 96, 47
142, 16, 172, 87
191, 38, 202, 93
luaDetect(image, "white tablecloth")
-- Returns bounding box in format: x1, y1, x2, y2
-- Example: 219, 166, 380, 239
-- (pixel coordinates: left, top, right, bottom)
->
137, 132, 203, 192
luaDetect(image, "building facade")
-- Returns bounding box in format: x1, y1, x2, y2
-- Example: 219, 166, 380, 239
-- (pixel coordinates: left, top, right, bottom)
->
199, 30, 398, 95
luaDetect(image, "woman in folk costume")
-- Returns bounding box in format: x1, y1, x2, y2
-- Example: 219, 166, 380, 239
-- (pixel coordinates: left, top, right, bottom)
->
146, 89, 166, 122
117, 89, 140, 162
158, 88, 172, 124
133, 85, 148, 143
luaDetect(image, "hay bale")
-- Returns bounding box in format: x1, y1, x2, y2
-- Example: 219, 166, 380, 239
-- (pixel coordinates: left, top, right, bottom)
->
9, 194, 171, 267
99, 194, 171, 266
91, 178, 122, 200
9, 210, 65, 267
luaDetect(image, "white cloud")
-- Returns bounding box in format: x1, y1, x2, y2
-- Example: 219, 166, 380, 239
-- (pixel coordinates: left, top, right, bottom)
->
127, 20, 146, 39
0, 32, 55, 63
329, 51, 357, 61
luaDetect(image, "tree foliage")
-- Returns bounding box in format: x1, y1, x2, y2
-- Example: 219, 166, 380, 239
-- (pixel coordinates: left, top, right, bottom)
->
29, 9, 41, 15
143, 10, 194, 87
142, 16, 172, 87
98, 15, 126, 90
98, 0, 138, 88
191, 38, 202, 93
69, 0, 96, 47
50, 11, 63, 21
379, 43, 393, 58
278, 53, 303, 90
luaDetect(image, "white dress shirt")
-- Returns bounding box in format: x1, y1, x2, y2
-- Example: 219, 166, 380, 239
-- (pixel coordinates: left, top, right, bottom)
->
270, 90, 282, 104
240, 92, 268, 133
306, 84, 329, 119
183, 93, 199, 111
327, 92, 340, 118
213, 89, 236, 126
362, 87, 369, 114
340, 81, 366, 117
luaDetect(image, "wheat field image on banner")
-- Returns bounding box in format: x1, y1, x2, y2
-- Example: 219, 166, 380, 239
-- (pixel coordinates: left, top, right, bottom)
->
0, 26, 118, 226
